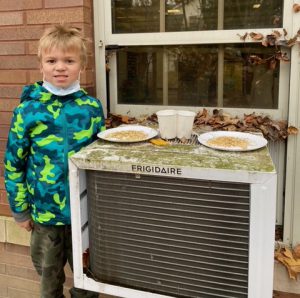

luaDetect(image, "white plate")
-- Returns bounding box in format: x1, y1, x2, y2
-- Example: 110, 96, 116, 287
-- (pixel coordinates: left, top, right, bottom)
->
198, 131, 267, 151
98, 125, 158, 143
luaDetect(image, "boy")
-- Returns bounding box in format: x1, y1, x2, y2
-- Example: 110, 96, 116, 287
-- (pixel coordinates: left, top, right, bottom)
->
4, 24, 105, 297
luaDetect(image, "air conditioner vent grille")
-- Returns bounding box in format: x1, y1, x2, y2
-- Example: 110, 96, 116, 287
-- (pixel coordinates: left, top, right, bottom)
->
87, 171, 250, 298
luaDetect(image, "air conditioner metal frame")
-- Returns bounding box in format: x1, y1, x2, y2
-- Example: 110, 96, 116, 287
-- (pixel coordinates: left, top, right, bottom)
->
69, 140, 276, 298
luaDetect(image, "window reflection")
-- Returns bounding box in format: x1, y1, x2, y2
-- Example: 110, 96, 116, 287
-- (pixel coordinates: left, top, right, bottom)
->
168, 46, 218, 106
112, 0, 160, 33
116, 45, 279, 108
117, 47, 163, 104
166, 0, 217, 31
111, 0, 283, 33
224, 0, 283, 29
223, 45, 279, 108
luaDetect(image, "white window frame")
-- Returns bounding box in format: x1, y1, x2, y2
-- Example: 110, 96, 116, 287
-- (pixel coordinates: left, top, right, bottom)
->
98, 0, 292, 120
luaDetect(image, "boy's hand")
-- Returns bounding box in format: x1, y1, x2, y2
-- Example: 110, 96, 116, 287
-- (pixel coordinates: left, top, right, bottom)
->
17, 219, 34, 232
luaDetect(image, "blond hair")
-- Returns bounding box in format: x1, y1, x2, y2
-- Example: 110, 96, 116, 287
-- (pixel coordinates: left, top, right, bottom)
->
38, 24, 88, 68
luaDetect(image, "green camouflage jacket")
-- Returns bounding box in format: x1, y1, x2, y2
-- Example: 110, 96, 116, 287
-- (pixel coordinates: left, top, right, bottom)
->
4, 82, 105, 225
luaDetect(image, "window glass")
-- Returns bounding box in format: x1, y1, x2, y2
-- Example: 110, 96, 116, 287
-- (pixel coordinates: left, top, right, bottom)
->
117, 47, 163, 104
116, 45, 279, 108
111, 0, 283, 33
223, 45, 279, 108
112, 0, 160, 33
167, 46, 218, 106
224, 0, 283, 29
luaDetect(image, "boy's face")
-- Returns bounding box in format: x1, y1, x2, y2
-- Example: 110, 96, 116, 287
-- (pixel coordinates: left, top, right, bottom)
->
40, 47, 82, 88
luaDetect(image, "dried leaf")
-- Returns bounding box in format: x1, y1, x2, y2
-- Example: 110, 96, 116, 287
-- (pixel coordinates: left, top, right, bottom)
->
213, 109, 223, 117
269, 59, 277, 70
106, 113, 138, 128
293, 3, 300, 13
244, 113, 256, 123
258, 124, 270, 137
111, 109, 296, 143
147, 113, 158, 122
271, 122, 281, 131
287, 126, 299, 135
237, 32, 248, 41
294, 244, 300, 259
283, 28, 288, 37
272, 30, 282, 38
287, 35, 298, 47
275, 51, 290, 62
249, 32, 264, 40
223, 125, 237, 131
248, 55, 264, 65
265, 34, 277, 46
275, 247, 300, 280
261, 39, 269, 47
273, 16, 281, 26
121, 115, 129, 123
283, 248, 295, 260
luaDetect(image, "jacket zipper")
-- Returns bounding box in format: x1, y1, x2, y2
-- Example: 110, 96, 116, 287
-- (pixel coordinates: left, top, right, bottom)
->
61, 104, 69, 203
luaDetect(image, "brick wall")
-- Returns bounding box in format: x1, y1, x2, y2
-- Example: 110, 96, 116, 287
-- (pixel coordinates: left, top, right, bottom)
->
0, 0, 96, 217
0, 242, 74, 298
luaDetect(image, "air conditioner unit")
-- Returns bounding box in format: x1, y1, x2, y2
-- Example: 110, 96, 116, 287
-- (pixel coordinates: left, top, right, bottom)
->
69, 138, 276, 298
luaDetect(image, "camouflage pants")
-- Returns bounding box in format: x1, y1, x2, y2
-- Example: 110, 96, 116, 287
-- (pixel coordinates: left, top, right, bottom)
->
30, 223, 99, 298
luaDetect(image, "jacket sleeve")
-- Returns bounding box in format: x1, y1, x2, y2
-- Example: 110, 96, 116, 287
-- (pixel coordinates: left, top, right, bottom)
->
97, 99, 106, 133
4, 106, 31, 222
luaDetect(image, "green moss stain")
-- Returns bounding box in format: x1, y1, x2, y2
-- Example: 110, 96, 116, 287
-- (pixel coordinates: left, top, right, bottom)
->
72, 141, 275, 173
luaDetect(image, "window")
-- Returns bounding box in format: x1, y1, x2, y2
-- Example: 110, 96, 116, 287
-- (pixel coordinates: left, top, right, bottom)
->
112, 0, 283, 32
103, 0, 288, 113
116, 44, 279, 108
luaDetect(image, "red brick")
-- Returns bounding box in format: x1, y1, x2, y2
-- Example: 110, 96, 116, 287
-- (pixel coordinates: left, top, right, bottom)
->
0, 176, 4, 189
0, 42, 26, 55
29, 70, 42, 84
0, 279, 8, 297
45, 0, 91, 8
85, 86, 96, 97
0, 12, 23, 26
0, 190, 7, 204
0, 86, 23, 98
85, 55, 94, 69
1, 274, 40, 293
27, 8, 85, 24
27, 41, 38, 55
0, 99, 20, 112
0, 111, 14, 125
0, 26, 44, 41
6, 264, 39, 281
0, 125, 10, 139
0, 70, 26, 84
0, 247, 35, 269
4, 243, 30, 255
0, 0, 43, 11
81, 70, 94, 85
0, 56, 39, 69
7, 288, 40, 298
0, 203, 11, 216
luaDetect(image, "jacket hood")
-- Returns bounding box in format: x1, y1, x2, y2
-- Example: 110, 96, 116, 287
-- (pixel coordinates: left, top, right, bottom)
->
20, 81, 87, 103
